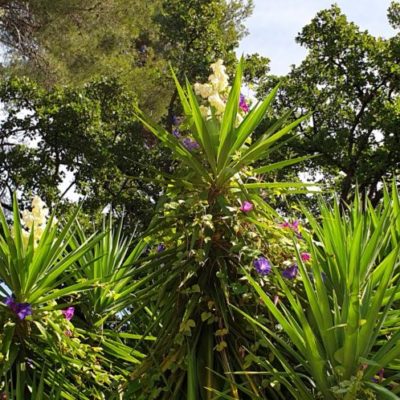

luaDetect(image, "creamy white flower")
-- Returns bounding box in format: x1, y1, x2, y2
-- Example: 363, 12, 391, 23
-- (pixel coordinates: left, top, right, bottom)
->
194, 83, 214, 99
33, 226, 45, 241
31, 216, 46, 229
209, 73, 229, 93
210, 59, 225, 75
208, 93, 226, 115
32, 207, 48, 221
11, 195, 52, 249
32, 195, 46, 210
31, 195, 49, 226
209, 59, 229, 92
25, 196, 49, 244
22, 210, 34, 229
192, 59, 230, 118
199, 105, 211, 118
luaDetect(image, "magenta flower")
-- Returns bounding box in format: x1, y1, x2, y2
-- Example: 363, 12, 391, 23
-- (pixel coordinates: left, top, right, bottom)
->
279, 221, 291, 229
300, 252, 311, 262
239, 94, 249, 113
253, 257, 271, 275
279, 219, 300, 233
5, 297, 32, 320
62, 307, 75, 321
282, 264, 298, 280
240, 200, 254, 213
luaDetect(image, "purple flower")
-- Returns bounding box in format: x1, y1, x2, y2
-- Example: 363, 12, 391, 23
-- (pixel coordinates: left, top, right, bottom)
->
239, 94, 249, 113
300, 252, 311, 262
5, 297, 32, 320
157, 243, 165, 253
172, 129, 181, 139
240, 201, 253, 213
282, 264, 298, 280
253, 257, 271, 275
182, 138, 200, 151
16, 303, 32, 320
5, 296, 16, 311
62, 306, 75, 321
372, 368, 384, 383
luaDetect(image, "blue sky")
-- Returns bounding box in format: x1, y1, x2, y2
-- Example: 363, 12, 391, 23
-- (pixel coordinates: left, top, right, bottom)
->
238, 0, 396, 75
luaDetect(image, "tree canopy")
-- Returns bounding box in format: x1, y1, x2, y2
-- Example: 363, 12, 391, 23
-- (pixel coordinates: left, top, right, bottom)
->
0, 0, 254, 117
0, 0, 264, 230
0, 76, 173, 230
257, 4, 400, 204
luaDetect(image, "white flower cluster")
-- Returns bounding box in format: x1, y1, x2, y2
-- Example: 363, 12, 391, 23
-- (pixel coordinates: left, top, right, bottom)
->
193, 60, 247, 127
194, 59, 230, 117
19, 196, 50, 247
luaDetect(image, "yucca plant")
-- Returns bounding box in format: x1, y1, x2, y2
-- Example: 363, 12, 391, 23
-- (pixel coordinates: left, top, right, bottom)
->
0, 196, 139, 398
236, 184, 400, 399
68, 216, 148, 326
130, 58, 314, 398
67, 216, 156, 373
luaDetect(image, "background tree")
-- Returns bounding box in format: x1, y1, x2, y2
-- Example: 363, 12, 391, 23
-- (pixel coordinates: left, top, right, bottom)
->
0, 76, 172, 231
0, 0, 267, 231
154, 0, 254, 124
0, 0, 255, 118
257, 4, 400, 204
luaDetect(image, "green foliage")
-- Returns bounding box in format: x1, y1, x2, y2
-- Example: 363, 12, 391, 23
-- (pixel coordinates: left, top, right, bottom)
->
257, 4, 400, 204
388, 1, 400, 29
0, 0, 268, 232
1, 2, 400, 398
0, 76, 171, 232
0, 196, 153, 398
155, 0, 252, 80
68, 216, 148, 327
0, 0, 168, 115
129, 59, 313, 398
0, 0, 256, 120
0, 0, 264, 232
237, 184, 400, 399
